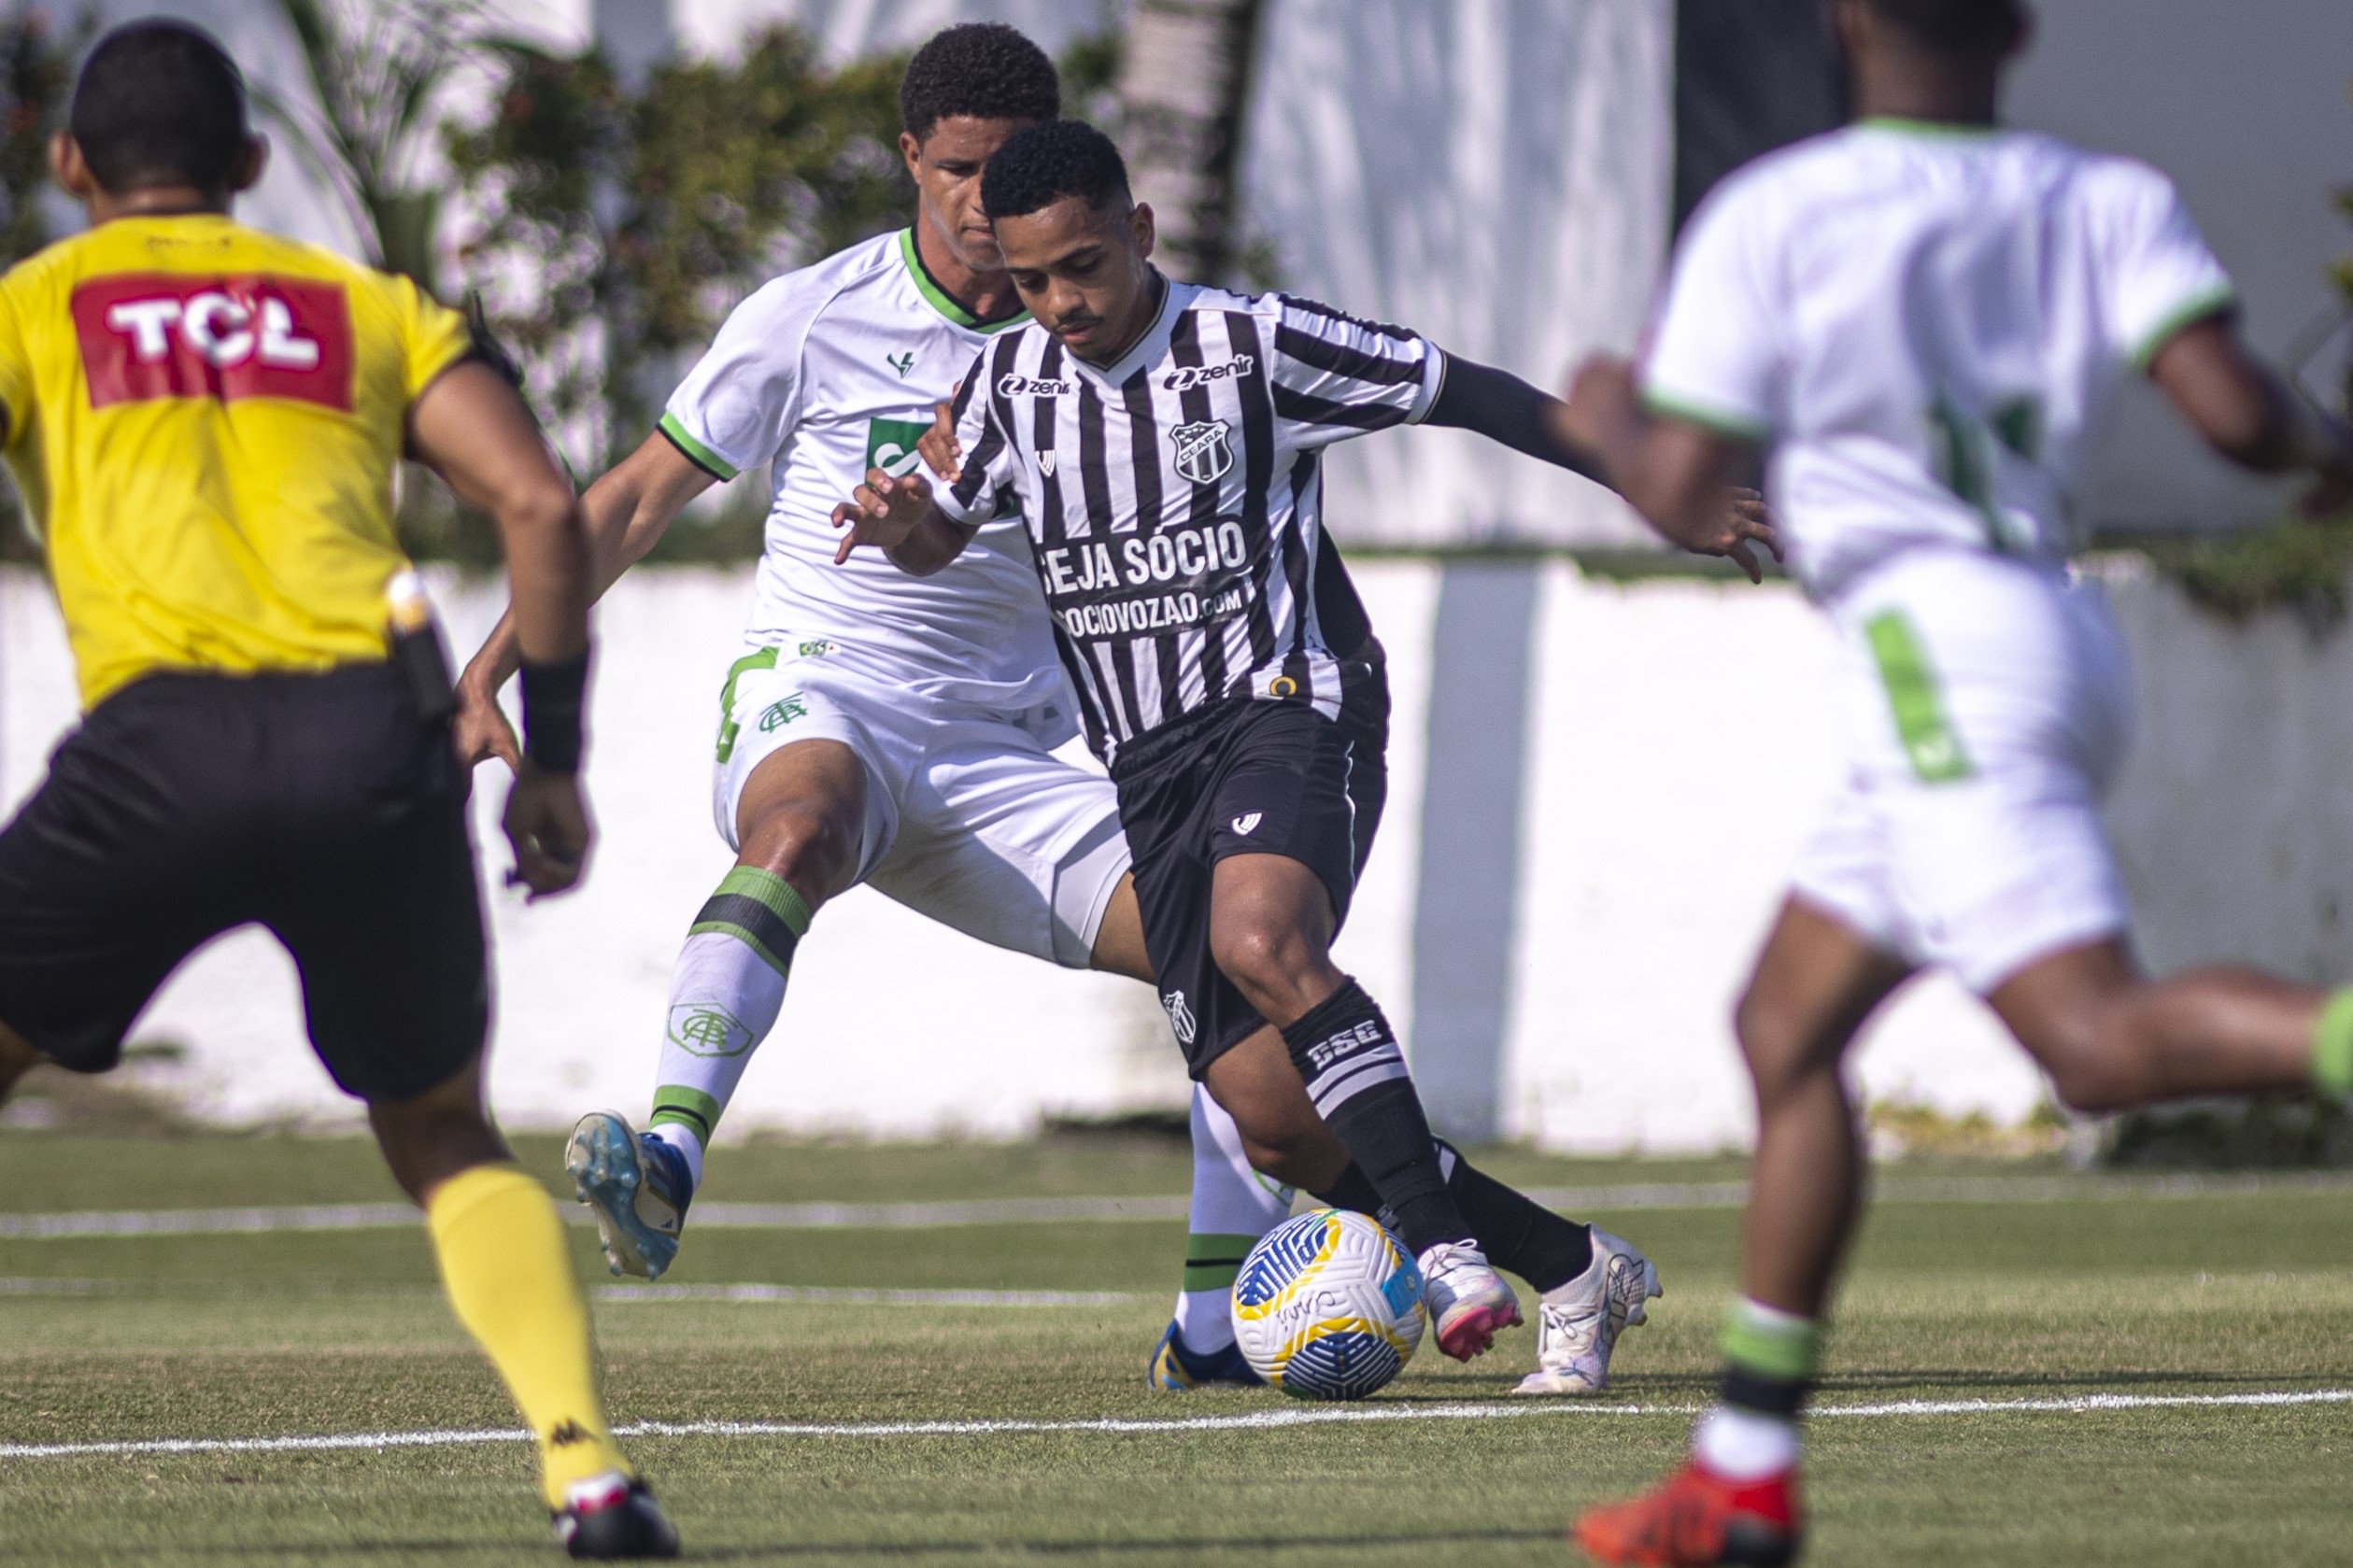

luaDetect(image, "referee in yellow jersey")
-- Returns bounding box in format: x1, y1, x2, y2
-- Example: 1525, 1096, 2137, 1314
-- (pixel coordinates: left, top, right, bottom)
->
0, 22, 674, 1559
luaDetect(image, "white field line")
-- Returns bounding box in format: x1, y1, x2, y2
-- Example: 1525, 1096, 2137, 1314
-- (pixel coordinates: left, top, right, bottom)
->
594, 1283, 1136, 1307
2, 1388, 2347, 1462
7, 1170, 2353, 1240
0, 1278, 1135, 1308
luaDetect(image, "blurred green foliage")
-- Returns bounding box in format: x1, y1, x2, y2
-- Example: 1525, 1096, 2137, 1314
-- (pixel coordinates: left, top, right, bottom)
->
260, 0, 483, 300
444, 28, 911, 481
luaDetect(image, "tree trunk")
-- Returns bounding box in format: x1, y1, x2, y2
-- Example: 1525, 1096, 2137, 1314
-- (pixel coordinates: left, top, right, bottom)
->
1115, 0, 1265, 285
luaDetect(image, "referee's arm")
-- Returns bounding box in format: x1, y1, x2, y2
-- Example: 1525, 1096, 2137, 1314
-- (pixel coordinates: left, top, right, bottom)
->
410, 360, 598, 895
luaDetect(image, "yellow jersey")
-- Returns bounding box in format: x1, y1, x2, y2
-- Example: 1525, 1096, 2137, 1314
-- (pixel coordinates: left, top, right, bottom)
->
0, 214, 471, 708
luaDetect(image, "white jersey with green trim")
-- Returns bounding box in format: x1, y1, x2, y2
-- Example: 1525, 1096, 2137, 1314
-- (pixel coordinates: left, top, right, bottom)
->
659, 228, 1070, 720
1641, 122, 2234, 603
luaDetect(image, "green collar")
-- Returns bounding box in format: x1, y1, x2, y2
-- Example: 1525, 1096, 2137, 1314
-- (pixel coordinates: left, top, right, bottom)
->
898, 229, 1028, 334
1857, 115, 2003, 139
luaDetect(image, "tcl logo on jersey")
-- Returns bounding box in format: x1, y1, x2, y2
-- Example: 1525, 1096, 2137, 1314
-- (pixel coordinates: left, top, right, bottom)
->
72, 274, 353, 411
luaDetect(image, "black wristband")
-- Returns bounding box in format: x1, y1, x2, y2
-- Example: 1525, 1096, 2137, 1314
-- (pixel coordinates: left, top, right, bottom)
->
519, 649, 590, 774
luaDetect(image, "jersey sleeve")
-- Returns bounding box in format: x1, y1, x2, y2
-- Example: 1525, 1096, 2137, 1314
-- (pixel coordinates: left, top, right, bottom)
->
2095, 160, 2237, 370
387, 273, 472, 401
930, 344, 1018, 525
659, 275, 823, 481
1268, 295, 1444, 450
1638, 176, 1782, 442
0, 267, 34, 445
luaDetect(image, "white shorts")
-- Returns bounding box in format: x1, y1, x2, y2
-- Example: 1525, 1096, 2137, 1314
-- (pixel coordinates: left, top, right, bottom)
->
710, 641, 1128, 968
1793, 550, 2134, 995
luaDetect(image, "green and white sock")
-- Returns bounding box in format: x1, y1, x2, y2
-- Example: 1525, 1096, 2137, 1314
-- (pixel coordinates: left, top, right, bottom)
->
1174, 1085, 1295, 1352
646, 866, 812, 1188
1697, 1297, 1819, 1476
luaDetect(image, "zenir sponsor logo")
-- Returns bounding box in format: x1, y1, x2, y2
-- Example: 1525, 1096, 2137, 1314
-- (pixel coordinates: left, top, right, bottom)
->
1229, 812, 1262, 836
998, 372, 1073, 398
1169, 419, 1234, 484
1162, 355, 1254, 392
886, 349, 915, 377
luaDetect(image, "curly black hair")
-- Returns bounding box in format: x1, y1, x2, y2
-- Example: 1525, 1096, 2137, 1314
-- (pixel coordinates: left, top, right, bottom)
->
1866, 0, 2025, 52
70, 20, 248, 196
980, 118, 1129, 222
899, 23, 1059, 145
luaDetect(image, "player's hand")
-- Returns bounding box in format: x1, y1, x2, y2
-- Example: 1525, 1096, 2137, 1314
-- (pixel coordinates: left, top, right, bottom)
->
502, 763, 592, 898
915, 393, 962, 482
829, 464, 935, 564
1705, 487, 1783, 584
450, 674, 522, 771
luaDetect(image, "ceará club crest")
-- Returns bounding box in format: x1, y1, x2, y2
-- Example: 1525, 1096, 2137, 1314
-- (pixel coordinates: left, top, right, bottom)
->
1169, 419, 1234, 485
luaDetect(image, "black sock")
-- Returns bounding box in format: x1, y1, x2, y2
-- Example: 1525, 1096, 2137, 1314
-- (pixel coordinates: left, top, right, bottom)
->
1311, 1164, 1383, 1215
1435, 1141, 1593, 1293
1280, 978, 1469, 1256
1721, 1367, 1807, 1420
1315, 1145, 1594, 1293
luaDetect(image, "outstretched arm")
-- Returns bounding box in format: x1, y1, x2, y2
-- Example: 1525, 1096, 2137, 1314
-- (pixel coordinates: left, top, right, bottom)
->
453, 431, 716, 769
1553, 355, 1782, 583
2147, 318, 2353, 513
1428, 352, 1777, 578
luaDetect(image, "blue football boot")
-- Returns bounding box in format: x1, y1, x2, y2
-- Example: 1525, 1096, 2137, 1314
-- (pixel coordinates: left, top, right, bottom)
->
566, 1112, 693, 1281
1147, 1320, 1265, 1390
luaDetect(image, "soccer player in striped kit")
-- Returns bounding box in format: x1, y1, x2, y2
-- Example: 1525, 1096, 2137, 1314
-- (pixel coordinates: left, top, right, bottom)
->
836, 120, 1775, 1363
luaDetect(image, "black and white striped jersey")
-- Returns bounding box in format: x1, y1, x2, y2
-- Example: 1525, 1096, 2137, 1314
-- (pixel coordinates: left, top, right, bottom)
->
928, 279, 1443, 764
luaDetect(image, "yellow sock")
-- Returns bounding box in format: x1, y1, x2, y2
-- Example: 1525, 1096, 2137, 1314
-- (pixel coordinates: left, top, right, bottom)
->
426, 1164, 632, 1507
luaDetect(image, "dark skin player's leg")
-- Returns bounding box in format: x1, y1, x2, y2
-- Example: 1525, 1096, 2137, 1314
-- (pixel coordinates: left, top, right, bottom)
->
733, 739, 871, 911
1088, 870, 1353, 1192
1727, 898, 1911, 1317
1989, 937, 2318, 1113
1738, 901, 2329, 1320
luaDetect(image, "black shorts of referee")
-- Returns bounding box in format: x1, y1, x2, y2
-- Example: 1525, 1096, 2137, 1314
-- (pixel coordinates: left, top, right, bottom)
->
1113, 651, 1390, 1080
0, 661, 487, 1103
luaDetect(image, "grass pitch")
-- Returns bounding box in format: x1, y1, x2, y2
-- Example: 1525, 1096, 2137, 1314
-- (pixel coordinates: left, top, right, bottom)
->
1, 1131, 2350, 1564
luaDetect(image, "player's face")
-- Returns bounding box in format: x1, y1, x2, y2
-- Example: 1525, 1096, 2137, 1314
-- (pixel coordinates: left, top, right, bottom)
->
993, 196, 1158, 365
900, 116, 1032, 275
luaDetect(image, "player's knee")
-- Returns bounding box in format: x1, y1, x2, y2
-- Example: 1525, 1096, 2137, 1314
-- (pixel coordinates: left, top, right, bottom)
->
1211, 920, 1324, 1018
1733, 986, 1830, 1106
740, 804, 857, 900
2031, 1001, 2146, 1113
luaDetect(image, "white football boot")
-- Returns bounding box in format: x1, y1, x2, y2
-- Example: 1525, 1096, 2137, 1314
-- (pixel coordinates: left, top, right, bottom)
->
1512, 1226, 1662, 1395
1417, 1240, 1524, 1360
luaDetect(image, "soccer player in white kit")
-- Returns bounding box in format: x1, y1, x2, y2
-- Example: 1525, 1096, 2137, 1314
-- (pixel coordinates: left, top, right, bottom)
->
453, 25, 1296, 1387
1558, 0, 2353, 1561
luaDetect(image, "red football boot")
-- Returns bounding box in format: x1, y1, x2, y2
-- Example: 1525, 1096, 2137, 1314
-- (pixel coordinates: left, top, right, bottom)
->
1571, 1460, 1800, 1566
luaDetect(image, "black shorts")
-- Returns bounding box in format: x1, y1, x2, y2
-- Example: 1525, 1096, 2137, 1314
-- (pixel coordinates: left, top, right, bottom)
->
0, 662, 489, 1104
1112, 674, 1389, 1078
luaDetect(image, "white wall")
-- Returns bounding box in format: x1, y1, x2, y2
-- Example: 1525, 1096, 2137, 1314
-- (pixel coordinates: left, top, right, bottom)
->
24, 557, 2324, 1149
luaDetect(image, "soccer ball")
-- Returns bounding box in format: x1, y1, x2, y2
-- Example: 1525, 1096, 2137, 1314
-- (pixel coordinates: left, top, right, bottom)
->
1231, 1208, 1425, 1400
